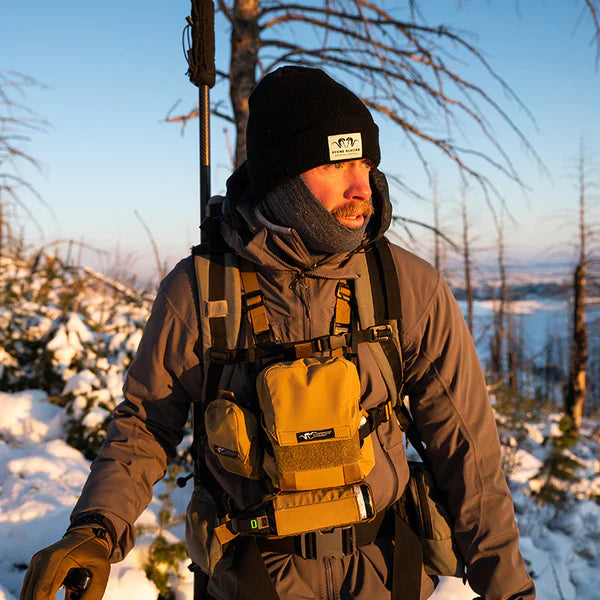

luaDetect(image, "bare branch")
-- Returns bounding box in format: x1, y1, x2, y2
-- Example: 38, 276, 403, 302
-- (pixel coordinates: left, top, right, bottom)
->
392, 215, 459, 250
134, 210, 167, 282
582, 0, 600, 69
0, 70, 48, 254
169, 0, 571, 205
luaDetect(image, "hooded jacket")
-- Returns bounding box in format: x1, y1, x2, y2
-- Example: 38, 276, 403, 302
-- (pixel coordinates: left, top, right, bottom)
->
71, 165, 535, 600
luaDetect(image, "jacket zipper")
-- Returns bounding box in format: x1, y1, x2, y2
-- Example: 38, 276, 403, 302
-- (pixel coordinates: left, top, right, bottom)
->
291, 272, 312, 339
324, 557, 335, 600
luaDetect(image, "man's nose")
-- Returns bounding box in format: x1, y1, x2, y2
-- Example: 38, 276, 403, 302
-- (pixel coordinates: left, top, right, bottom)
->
344, 164, 371, 201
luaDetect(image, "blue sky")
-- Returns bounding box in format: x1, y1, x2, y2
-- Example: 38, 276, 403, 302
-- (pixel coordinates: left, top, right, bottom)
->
2, 1, 599, 279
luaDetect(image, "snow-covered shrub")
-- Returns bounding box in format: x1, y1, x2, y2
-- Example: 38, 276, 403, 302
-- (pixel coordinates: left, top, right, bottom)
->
0, 254, 152, 459
530, 414, 585, 508
140, 464, 188, 600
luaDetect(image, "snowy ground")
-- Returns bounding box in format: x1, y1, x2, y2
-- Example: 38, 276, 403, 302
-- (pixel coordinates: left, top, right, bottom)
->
2, 390, 600, 599
1, 254, 599, 599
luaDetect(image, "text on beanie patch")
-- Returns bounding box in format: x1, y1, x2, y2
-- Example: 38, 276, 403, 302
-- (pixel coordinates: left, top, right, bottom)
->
328, 133, 363, 161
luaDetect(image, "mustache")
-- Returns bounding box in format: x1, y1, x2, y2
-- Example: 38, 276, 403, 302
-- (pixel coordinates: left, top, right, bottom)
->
331, 199, 374, 219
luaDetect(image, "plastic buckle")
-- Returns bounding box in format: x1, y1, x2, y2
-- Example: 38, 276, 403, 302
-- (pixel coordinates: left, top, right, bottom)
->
209, 347, 235, 364
297, 526, 356, 560
242, 289, 264, 311
368, 324, 393, 342
294, 341, 315, 357
371, 400, 393, 429
336, 283, 352, 303
231, 513, 270, 535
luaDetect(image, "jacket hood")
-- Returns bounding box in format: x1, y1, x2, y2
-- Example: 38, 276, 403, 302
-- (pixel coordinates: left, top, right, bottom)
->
220, 161, 393, 271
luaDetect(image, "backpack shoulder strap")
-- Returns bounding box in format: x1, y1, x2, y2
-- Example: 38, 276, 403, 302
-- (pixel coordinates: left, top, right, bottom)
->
191, 243, 242, 404
358, 238, 429, 460
354, 237, 404, 407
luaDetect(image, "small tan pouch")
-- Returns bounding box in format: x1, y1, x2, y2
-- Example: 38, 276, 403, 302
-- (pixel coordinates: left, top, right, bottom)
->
401, 461, 466, 578
185, 485, 225, 575
204, 391, 265, 479
270, 483, 375, 537
257, 356, 375, 491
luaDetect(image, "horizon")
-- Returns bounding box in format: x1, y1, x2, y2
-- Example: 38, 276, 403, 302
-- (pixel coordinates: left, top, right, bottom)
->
1, 1, 599, 282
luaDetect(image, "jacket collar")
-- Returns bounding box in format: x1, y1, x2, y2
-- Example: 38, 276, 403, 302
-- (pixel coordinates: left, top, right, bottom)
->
219, 162, 393, 277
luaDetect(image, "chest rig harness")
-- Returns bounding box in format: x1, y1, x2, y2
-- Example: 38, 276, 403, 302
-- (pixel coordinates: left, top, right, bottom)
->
188, 230, 428, 599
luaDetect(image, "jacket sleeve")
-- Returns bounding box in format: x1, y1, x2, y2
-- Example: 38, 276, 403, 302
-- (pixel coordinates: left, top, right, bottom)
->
397, 255, 535, 600
71, 259, 202, 562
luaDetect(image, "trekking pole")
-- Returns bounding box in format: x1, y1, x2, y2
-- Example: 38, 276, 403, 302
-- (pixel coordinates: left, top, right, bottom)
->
184, 0, 216, 243
183, 2, 216, 599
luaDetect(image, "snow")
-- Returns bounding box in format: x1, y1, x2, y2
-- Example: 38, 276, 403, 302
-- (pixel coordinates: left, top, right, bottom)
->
1, 258, 599, 599
2, 402, 600, 599
0, 390, 194, 600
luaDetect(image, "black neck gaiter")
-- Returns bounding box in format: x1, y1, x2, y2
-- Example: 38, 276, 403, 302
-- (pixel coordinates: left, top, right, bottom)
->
259, 176, 370, 254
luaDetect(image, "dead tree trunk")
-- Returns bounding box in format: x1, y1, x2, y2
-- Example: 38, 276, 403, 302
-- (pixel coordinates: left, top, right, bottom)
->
432, 175, 441, 271
229, 0, 260, 167
565, 264, 588, 431
461, 186, 474, 334
564, 143, 589, 433
506, 311, 519, 398
489, 219, 506, 379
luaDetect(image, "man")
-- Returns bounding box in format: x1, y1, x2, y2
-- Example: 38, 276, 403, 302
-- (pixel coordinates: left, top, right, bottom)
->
20, 66, 535, 600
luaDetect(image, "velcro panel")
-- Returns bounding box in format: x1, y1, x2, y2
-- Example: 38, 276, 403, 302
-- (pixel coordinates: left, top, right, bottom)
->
271, 437, 362, 490
204, 299, 228, 318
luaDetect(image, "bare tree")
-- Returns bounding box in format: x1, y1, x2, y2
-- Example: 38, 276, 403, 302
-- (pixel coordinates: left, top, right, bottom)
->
0, 70, 47, 255
461, 184, 474, 334
170, 1, 600, 199
506, 310, 520, 399
489, 214, 507, 380
563, 141, 594, 433
169, 0, 552, 199
431, 173, 441, 271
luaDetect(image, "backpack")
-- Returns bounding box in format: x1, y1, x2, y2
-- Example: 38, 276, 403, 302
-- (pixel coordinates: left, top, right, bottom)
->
186, 210, 465, 598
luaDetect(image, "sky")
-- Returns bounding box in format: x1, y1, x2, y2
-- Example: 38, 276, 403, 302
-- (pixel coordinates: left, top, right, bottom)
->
2, 0, 600, 281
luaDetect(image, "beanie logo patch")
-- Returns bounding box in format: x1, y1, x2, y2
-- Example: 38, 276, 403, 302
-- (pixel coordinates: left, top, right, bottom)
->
328, 133, 363, 161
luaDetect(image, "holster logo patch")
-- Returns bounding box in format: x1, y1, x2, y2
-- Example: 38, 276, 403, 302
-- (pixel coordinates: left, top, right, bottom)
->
328, 132, 363, 161
214, 445, 238, 458
296, 428, 335, 442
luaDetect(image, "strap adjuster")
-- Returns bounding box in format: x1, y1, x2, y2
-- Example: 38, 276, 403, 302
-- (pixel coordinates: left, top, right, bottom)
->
209, 347, 236, 364
242, 289, 265, 311
360, 399, 394, 440
367, 324, 393, 342
296, 526, 356, 560
335, 282, 352, 303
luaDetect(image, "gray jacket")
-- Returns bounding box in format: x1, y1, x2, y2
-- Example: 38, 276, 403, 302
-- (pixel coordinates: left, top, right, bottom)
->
72, 166, 535, 600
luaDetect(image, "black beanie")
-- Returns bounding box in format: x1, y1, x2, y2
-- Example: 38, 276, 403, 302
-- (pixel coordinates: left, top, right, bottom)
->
246, 66, 380, 198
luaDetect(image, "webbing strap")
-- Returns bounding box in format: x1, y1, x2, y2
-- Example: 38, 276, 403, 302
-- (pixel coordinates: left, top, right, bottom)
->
365, 239, 405, 398
239, 261, 272, 345
334, 280, 352, 334
204, 256, 228, 407
374, 238, 402, 321
237, 261, 357, 356
392, 510, 422, 600
233, 537, 280, 600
